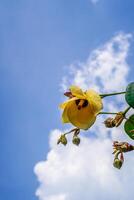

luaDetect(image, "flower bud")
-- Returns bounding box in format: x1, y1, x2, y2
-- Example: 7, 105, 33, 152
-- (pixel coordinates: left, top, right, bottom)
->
64, 91, 74, 98
113, 112, 124, 127
113, 141, 134, 153
113, 158, 123, 169
104, 118, 115, 128
72, 136, 80, 146
57, 134, 67, 146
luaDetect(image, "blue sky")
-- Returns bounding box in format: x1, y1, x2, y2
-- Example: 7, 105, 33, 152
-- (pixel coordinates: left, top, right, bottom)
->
0, 0, 134, 200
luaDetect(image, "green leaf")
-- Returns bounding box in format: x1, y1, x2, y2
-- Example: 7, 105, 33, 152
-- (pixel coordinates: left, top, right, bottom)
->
125, 82, 134, 108
124, 114, 134, 139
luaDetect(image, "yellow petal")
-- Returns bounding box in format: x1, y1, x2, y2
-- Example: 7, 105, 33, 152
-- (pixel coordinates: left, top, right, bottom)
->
85, 89, 103, 114
62, 106, 69, 123
70, 85, 86, 99
66, 100, 96, 130
59, 97, 78, 109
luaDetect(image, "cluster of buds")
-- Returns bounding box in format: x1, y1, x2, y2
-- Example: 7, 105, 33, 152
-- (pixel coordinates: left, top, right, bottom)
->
104, 112, 125, 128
57, 128, 81, 146
112, 141, 134, 169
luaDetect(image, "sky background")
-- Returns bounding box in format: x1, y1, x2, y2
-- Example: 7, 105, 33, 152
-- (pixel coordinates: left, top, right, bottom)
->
0, 0, 134, 200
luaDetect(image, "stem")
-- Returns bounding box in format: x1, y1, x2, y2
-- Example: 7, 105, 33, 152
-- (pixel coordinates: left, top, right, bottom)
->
123, 106, 134, 126
114, 150, 121, 159
100, 91, 126, 98
64, 128, 80, 136
123, 106, 131, 116
98, 112, 118, 115
99, 106, 131, 116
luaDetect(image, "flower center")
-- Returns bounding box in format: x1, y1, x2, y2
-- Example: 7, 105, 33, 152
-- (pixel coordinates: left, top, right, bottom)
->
75, 99, 89, 110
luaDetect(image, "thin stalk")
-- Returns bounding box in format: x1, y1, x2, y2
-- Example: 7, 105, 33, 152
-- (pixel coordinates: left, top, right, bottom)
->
98, 112, 118, 115
123, 106, 134, 126
123, 106, 131, 116
100, 91, 126, 98
64, 128, 80, 136
114, 150, 121, 159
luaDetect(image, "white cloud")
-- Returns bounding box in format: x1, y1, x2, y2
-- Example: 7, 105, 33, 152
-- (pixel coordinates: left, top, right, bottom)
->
61, 32, 131, 93
34, 33, 133, 200
34, 130, 134, 200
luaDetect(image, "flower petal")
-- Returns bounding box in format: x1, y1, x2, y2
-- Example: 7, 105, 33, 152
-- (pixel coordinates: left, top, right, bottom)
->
66, 100, 96, 130
70, 85, 86, 99
59, 97, 78, 109
85, 89, 103, 114
62, 106, 70, 123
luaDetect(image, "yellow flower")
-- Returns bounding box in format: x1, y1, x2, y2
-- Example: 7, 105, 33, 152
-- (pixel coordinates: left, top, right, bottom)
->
59, 85, 103, 130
